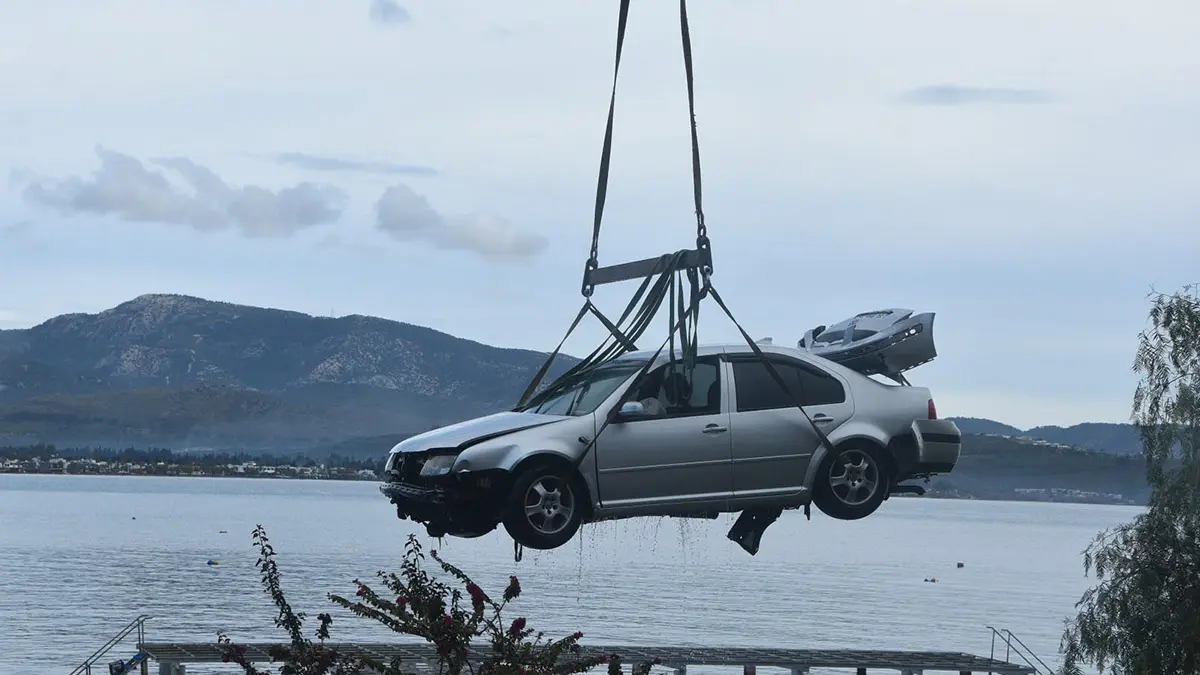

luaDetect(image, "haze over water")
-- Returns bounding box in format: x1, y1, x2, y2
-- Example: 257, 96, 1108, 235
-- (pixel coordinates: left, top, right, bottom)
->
1, 475, 1137, 675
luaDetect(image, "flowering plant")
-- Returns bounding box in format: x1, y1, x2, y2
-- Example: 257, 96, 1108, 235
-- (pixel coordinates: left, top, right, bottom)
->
218, 525, 659, 675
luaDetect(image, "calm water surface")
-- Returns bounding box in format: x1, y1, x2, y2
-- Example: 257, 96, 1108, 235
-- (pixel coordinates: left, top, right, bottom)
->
0, 475, 1138, 675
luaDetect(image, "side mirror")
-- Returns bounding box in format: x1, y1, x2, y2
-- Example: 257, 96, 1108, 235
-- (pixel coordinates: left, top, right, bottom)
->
615, 400, 645, 420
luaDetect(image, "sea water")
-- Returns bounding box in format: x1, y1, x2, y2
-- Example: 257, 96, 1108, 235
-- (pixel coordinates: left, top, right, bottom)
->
0, 474, 1136, 674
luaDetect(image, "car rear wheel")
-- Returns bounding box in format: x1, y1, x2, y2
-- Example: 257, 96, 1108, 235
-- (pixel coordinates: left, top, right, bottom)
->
812, 444, 891, 520
502, 462, 585, 550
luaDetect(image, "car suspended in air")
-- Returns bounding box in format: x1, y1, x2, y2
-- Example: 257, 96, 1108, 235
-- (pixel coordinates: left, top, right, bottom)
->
378, 308, 962, 552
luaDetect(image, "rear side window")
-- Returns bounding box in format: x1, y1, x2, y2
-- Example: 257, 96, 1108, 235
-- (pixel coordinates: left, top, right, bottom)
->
731, 358, 846, 411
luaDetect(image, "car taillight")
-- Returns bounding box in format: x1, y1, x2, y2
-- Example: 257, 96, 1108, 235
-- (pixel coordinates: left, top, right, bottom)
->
928, 399, 937, 420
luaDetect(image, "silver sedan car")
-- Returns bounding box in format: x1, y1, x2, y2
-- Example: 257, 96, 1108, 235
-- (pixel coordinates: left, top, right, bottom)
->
380, 340, 962, 551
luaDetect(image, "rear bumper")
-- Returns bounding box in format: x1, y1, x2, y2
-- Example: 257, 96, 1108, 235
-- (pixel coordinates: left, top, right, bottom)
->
910, 419, 962, 474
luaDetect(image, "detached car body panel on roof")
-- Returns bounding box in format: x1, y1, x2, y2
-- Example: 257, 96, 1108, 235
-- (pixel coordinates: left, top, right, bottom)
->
380, 318, 962, 551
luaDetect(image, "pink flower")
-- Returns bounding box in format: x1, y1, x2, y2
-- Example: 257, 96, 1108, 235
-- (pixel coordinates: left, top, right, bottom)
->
572, 631, 583, 640
467, 582, 486, 611
509, 617, 527, 636
355, 587, 366, 597
504, 575, 522, 601
396, 596, 407, 609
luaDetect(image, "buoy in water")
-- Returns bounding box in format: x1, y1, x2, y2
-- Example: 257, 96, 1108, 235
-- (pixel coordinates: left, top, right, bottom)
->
957, 562, 964, 568
207, 559, 219, 566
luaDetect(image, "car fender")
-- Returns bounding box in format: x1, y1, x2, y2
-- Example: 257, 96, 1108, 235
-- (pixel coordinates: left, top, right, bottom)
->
457, 441, 598, 511
455, 414, 591, 472
802, 420, 893, 490
456, 441, 578, 474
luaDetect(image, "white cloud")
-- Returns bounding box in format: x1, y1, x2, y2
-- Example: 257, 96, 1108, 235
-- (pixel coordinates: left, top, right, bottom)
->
369, 0, 410, 25
15, 147, 346, 237
898, 84, 1053, 106
375, 183, 547, 260
266, 152, 437, 176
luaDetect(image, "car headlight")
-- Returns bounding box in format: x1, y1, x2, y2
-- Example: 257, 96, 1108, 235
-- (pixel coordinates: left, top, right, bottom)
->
419, 454, 459, 477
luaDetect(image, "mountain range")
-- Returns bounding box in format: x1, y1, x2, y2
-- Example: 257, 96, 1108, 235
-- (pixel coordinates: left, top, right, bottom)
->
944, 417, 1143, 455
0, 294, 1143, 457
0, 294, 576, 451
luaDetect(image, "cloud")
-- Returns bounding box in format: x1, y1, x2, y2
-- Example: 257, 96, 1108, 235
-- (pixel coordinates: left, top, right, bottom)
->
267, 152, 437, 176
375, 183, 548, 261
17, 147, 346, 237
0, 220, 32, 239
898, 84, 1052, 106
369, 0, 410, 25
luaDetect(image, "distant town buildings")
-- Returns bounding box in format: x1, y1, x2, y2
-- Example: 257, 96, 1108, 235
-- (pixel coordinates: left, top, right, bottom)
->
983, 433, 1076, 450
1013, 487, 1135, 505
0, 455, 379, 481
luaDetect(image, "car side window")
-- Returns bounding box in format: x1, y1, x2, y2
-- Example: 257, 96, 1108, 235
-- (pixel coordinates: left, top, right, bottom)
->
631, 357, 722, 418
731, 358, 846, 412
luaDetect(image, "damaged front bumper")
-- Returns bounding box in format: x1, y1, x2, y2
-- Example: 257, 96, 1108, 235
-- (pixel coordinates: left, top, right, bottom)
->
379, 452, 509, 538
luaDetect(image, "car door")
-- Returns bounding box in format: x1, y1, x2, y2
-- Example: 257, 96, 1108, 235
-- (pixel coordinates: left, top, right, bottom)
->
725, 353, 854, 500
593, 354, 734, 511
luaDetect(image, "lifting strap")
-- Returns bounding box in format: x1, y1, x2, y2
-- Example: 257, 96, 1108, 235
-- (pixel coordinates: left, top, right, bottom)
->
515, 252, 686, 410
678, 0, 711, 268
510, 0, 843, 561
518, 0, 708, 409
705, 284, 841, 460
582, 0, 632, 299
564, 278, 705, 477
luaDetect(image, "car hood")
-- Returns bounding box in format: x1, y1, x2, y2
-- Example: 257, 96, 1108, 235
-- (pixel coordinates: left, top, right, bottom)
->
390, 411, 569, 454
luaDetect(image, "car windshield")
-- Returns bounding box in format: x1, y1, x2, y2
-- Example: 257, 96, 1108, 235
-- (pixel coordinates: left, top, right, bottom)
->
518, 360, 647, 417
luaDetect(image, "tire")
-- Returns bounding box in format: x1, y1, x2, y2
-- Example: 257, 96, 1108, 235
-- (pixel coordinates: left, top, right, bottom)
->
812, 443, 892, 521
501, 461, 585, 550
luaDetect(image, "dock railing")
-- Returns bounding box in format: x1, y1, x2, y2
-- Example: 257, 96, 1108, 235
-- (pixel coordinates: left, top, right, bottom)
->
987, 626, 1056, 675
68, 614, 151, 675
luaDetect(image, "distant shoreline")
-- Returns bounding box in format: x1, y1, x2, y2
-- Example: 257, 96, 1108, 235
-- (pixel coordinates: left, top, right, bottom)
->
0, 466, 1143, 507
0, 469, 374, 483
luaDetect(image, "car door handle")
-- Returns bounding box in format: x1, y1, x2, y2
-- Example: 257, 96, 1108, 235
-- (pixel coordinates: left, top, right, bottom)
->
812, 414, 835, 424
702, 424, 728, 434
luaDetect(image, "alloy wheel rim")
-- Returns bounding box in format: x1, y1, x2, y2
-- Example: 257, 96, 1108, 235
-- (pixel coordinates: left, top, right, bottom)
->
828, 448, 879, 506
523, 476, 575, 535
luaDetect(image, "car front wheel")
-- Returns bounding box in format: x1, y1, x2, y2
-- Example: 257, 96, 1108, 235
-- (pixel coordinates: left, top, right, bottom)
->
501, 462, 585, 550
812, 444, 891, 521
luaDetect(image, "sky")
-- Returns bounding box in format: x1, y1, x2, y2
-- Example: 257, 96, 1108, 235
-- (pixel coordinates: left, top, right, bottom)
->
1, 0, 1197, 429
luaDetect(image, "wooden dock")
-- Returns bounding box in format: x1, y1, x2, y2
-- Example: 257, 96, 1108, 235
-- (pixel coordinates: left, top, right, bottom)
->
139, 641, 1037, 675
